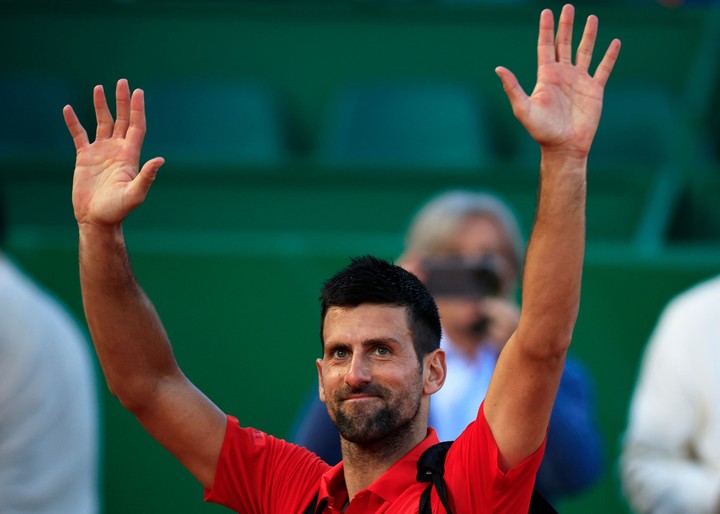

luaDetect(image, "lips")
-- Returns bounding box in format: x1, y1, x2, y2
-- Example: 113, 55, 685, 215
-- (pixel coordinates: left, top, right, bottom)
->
335, 385, 386, 403
343, 394, 380, 402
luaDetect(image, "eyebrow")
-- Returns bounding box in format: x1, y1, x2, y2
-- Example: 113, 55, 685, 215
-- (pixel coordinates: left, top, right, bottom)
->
324, 337, 403, 352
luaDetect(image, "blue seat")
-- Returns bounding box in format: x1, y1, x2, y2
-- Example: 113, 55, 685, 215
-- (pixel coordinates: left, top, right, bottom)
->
140, 77, 292, 169
317, 81, 498, 170
0, 74, 79, 165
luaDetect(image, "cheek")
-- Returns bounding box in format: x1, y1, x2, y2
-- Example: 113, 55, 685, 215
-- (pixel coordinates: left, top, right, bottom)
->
320, 367, 344, 396
392, 362, 424, 390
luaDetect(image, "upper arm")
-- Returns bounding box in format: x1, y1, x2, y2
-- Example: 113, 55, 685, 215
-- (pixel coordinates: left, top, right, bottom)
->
482, 331, 565, 471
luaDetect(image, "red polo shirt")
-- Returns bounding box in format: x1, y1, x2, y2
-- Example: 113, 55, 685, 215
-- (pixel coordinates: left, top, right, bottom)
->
205, 402, 544, 513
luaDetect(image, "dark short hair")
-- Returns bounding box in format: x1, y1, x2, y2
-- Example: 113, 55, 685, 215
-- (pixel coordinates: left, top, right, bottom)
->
319, 255, 441, 359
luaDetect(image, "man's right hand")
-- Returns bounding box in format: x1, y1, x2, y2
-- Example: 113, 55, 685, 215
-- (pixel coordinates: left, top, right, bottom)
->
63, 78, 164, 228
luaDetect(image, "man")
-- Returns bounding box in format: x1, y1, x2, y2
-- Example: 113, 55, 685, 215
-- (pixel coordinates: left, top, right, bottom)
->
0, 190, 99, 513
621, 275, 720, 514
63, 5, 619, 512
293, 189, 604, 501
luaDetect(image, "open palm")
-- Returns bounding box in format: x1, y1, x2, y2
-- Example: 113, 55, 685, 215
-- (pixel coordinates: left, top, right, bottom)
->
497, 5, 620, 158
64, 79, 163, 227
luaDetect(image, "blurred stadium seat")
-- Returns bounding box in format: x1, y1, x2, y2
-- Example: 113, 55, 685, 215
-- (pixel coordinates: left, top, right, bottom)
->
513, 83, 680, 171
140, 77, 293, 169
317, 81, 498, 170
0, 74, 79, 167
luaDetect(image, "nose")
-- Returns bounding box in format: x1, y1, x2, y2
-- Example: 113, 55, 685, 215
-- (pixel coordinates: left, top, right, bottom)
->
344, 353, 372, 390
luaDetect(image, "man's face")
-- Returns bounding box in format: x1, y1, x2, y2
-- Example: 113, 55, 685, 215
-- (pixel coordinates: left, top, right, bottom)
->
317, 304, 425, 445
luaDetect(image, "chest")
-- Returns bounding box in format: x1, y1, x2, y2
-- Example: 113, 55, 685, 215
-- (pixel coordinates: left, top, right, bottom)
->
321, 482, 428, 514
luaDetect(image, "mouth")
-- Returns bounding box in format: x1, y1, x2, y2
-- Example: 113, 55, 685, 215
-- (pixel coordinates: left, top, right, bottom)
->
342, 394, 380, 402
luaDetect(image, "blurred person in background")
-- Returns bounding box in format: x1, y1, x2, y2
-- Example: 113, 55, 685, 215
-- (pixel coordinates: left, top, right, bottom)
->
621, 275, 720, 514
0, 187, 99, 513
292, 189, 604, 503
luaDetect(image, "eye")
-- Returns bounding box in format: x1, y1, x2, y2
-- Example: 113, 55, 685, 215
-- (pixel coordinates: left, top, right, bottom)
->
373, 346, 391, 357
331, 348, 349, 360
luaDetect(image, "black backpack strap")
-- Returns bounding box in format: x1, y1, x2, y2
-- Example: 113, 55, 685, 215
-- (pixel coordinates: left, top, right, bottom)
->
416, 440, 558, 514
417, 441, 454, 514
529, 489, 558, 514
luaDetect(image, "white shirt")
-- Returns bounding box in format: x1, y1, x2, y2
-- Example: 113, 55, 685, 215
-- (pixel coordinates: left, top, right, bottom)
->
429, 333, 498, 442
622, 275, 720, 514
0, 254, 99, 513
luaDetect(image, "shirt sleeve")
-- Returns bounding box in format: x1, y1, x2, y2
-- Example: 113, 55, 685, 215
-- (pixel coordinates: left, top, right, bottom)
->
443, 402, 546, 513
204, 415, 331, 514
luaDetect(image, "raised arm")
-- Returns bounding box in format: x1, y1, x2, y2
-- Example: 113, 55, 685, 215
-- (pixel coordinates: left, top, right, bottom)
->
483, 4, 620, 470
64, 79, 226, 489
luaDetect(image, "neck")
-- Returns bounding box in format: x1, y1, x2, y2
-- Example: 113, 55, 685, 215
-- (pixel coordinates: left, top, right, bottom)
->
340, 416, 428, 500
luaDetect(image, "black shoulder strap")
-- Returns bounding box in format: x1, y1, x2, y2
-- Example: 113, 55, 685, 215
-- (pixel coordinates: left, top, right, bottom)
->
416, 441, 558, 514
417, 441, 454, 514
529, 488, 558, 513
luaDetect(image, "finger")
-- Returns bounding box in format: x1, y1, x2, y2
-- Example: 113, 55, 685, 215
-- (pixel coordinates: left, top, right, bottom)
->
537, 8, 556, 66
93, 85, 114, 140
127, 157, 165, 209
126, 88, 148, 151
496, 66, 530, 119
63, 105, 90, 151
575, 15, 598, 73
113, 78, 131, 138
555, 4, 575, 64
593, 38, 622, 88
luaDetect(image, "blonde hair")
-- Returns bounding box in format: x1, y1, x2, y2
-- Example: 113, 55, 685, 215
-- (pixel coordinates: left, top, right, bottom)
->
404, 189, 525, 273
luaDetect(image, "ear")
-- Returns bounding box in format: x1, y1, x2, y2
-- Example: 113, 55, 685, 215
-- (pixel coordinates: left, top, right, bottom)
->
422, 349, 446, 395
316, 358, 327, 403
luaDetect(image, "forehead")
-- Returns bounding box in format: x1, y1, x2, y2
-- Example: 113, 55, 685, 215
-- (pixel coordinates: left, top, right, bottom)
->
322, 304, 412, 345
440, 214, 510, 259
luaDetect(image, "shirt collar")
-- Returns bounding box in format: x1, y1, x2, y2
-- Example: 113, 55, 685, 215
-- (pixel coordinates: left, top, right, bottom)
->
316, 428, 441, 509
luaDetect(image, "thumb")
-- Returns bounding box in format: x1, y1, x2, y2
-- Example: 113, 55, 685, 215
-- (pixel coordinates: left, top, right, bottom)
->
127, 157, 165, 207
495, 66, 529, 118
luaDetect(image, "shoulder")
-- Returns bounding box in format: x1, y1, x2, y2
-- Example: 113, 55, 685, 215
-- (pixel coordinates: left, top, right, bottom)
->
207, 416, 330, 512
646, 275, 720, 354
662, 276, 720, 323
442, 404, 543, 510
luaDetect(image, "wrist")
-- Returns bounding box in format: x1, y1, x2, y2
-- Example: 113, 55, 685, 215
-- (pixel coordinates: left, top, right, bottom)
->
78, 221, 125, 247
539, 147, 589, 173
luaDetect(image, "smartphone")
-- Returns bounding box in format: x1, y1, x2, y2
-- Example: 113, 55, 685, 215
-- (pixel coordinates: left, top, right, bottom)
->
422, 255, 501, 298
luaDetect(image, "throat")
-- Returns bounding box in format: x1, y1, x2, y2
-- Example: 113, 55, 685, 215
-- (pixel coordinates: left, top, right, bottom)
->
340, 422, 426, 500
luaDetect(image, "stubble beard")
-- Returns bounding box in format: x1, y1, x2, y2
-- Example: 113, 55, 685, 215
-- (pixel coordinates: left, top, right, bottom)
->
328, 377, 423, 446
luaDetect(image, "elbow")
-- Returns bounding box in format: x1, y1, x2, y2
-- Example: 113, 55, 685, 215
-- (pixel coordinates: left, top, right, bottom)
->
108, 378, 154, 414
107, 373, 172, 415
516, 322, 574, 360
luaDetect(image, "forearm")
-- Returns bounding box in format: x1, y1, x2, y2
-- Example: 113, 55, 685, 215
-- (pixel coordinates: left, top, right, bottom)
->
516, 150, 586, 355
78, 222, 181, 411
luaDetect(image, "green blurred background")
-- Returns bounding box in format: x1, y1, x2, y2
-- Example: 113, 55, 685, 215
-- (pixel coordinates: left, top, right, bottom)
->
2, 1, 720, 512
